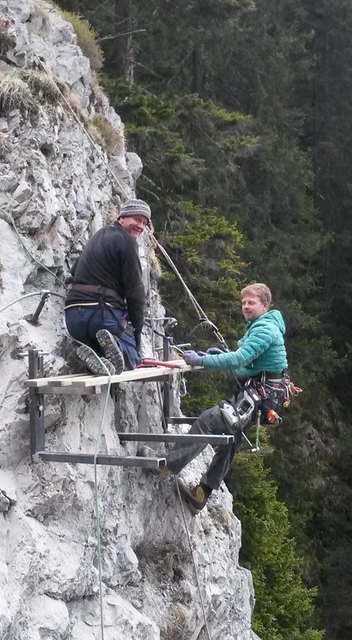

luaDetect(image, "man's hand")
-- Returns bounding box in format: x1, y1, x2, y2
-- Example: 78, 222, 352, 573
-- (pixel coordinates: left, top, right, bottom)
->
183, 350, 203, 367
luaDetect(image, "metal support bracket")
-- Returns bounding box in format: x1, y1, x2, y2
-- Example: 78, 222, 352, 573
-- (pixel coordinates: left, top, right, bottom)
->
25, 291, 50, 325
28, 349, 45, 456
26, 348, 167, 469
25, 343, 217, 468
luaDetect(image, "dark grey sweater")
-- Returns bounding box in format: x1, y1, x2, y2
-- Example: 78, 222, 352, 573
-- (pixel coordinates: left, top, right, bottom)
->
65, 223, 145, 336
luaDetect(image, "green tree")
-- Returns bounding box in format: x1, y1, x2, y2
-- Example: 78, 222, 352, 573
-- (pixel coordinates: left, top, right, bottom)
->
229, 452, 324, 640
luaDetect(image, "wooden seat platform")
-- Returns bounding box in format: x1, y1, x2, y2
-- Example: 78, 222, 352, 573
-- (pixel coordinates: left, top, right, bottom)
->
26, 360, 201, 392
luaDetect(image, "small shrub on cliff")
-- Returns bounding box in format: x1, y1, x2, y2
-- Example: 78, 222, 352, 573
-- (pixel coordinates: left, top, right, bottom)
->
20, 70, 60, 104
60, 11, 104, 71
0, 74, 37, 116
163, 602, 190, 640
89, 113, 124, 154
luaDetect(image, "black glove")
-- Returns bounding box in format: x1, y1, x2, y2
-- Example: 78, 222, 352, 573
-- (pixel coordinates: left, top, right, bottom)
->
206, 347, 224, 355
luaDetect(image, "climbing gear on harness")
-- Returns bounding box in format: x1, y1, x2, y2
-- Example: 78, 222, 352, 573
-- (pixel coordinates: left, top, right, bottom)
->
76, 345, 116, 376
96, 329, 125, 374
266, 408, 283, 425
284, 381, 303, 406
219, 387, 261, 430
177, 478, 212, 514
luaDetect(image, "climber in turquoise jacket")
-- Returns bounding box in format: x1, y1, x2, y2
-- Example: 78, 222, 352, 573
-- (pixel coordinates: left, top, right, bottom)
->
202, 308, 287, 378
164, 283, 289, 514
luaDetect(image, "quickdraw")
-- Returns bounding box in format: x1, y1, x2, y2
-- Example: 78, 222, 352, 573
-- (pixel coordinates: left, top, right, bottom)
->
283, 378, 303, 408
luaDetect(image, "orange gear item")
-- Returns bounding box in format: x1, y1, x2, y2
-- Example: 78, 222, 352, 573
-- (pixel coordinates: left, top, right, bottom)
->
267, 409, 281, 424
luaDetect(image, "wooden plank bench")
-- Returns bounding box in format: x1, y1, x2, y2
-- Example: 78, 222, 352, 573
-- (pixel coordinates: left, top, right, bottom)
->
26, 360, 201, 392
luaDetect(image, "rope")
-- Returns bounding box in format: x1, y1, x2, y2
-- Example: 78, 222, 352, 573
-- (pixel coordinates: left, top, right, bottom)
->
93, 373, 112, 640
0, 266, 112, 640
150, 234, 205, 320
175, 480, 212, 640
73, 339, 114, 640
147, 314, 211, 636
145, 242, 169, 432
148, 233, 232, 358
5, 38, 225, 344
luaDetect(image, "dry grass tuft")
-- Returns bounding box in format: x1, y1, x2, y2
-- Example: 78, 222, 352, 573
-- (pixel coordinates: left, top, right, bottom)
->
0, 74, 37, 115
162, 602, 190, 640
136, 541, 192, 584
89, 113, 124, 154
20, 70, 60, 104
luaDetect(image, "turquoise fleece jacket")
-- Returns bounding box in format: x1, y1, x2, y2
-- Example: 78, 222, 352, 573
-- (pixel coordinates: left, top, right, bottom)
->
202, 310, 288, 378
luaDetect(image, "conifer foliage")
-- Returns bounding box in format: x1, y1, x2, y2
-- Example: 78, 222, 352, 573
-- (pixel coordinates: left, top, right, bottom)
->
229, 453, 323, 640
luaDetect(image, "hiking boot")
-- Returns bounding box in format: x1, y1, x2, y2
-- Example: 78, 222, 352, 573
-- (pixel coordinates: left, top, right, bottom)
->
96, 329, 125, 374
76, 345, 116, 376
177, 478, 212, 514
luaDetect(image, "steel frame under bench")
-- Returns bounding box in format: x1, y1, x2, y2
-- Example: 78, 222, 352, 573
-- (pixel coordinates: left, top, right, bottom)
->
25, 348, 233, 468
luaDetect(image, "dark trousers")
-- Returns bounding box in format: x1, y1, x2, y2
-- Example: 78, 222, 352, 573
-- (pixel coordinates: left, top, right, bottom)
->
167, 381, 284, 490
65, 305, 140, 370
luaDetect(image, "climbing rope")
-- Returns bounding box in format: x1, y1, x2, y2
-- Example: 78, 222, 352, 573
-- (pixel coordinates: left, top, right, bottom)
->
2, 50, 217, 344
175, 479, 212, 640
93, 364, 113, 640
74, 340, 114, 640
149, 236, 205, 320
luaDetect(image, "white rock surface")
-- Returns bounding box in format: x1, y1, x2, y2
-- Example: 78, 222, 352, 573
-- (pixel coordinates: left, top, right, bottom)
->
0, 1, 260, 639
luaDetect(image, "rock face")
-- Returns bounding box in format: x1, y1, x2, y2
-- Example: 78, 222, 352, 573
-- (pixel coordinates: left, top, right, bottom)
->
0, 2, 260, 639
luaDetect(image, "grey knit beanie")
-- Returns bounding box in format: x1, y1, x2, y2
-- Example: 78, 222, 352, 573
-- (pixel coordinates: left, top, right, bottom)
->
118, 199, 151, 226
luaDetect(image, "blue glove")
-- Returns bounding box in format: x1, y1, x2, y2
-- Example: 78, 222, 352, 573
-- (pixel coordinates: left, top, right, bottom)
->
206, 347, 224, 355
183, 350, 204, 367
